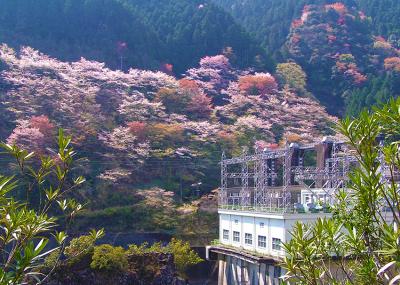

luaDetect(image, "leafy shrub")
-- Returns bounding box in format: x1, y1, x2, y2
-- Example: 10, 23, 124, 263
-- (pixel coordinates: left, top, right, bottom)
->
147, 242, 169, 254
44, 230, 104, 268
43, 249, 61, 268
127, 243, 148, 256
127, 241, 168, 256
166, 238, 203, 276
127, 238, 203, 277
65, 235, 96, 258
90, 244, 128, 272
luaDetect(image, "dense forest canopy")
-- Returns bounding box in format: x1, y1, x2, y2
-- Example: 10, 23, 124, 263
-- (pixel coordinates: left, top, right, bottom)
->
212, 0, 400, 56
0, 0, 271, 74
212, 0, 400, 115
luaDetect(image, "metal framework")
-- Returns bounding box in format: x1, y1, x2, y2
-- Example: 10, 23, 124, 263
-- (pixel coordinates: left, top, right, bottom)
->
219, 138, 359, 213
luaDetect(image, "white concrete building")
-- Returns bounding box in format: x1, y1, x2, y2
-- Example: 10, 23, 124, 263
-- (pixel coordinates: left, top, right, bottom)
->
218, 209, 331, 258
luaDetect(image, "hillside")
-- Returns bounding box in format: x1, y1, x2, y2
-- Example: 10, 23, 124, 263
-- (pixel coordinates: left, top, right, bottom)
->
212, 0, 400, 115
128, 0, 272, 74
0, 0, 270, 74
212, 0, 400, 56
286, 3, 400, 115
0, 46, 335, 232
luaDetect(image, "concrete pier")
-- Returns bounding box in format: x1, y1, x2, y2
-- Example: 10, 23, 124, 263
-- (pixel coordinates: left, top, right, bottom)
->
216, 254, 281, 285
207, 246, 282, 285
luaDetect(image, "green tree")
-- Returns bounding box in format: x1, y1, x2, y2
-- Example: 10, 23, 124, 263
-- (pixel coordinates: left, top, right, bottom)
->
276, 62, 308, 96
282, 98, 400, 284
0, 129, 102, 284
167, 238, 203, 277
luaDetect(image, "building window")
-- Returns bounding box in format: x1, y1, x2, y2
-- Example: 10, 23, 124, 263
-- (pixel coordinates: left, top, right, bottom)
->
245, 233, 253, 245
234, 219, 239, 225
272, 238, 282, 250
258, 235, 267, 248
223, 230, 229, 240
233, 231, 240, 242
259, 222, 265, 228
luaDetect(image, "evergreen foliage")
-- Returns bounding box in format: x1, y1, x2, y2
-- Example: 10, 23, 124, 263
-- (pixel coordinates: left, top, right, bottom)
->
0, 0, 272, 74
0, 129, 103, 284
212, 0, 400, 56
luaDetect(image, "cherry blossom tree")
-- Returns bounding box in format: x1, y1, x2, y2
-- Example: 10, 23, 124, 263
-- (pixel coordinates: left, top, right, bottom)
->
7, 115, 56, 155
127, 121, 148, 142
384, 57, 400, 72
186, 91, 212, 119
185, 55, 237, 105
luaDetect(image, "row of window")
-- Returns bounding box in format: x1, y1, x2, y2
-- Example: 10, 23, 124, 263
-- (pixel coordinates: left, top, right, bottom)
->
222, 230, 281, 250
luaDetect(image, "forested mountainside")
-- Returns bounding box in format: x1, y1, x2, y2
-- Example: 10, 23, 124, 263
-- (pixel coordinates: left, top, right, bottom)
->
212, 0, 400, 57
213, 0, 400, 115
0, 0, 270, 74
0, 46, 334, 232
286, 3, 400, 115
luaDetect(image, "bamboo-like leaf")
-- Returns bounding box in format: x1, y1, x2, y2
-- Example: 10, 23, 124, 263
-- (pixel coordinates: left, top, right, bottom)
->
378, 261, 397, 275
389, 274, 400, 285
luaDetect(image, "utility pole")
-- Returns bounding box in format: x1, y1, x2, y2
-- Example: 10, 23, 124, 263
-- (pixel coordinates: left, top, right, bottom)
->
191, 182, 202, 197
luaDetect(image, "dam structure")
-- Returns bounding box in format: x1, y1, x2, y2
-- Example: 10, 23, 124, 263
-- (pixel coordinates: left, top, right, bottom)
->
206, 137, 358, 285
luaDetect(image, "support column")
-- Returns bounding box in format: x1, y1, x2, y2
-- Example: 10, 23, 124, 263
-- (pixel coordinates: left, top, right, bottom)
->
282, 144, 295, 209
236, 258, 242, 285
220, 152, 228, 207
250, 263, 259, 285
259, 263, 267, 285
242, 260, 249, 284
218, 255, 225, 285
315, 138, 333, 187
240, 148, 250, 208
224, 255, 230, 285
267, 265, 274, 285
228, 257, 238, 285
